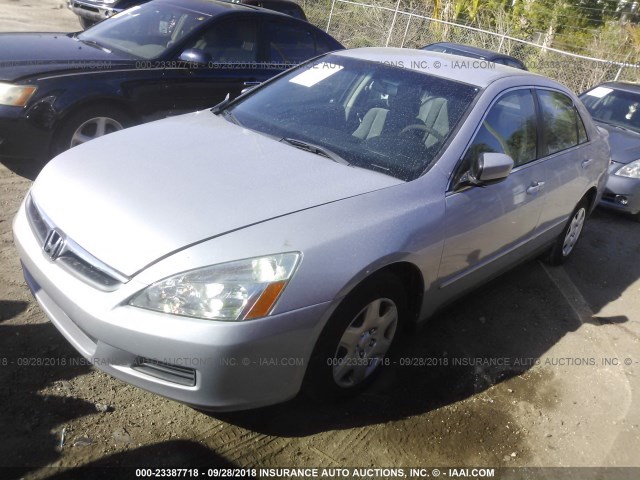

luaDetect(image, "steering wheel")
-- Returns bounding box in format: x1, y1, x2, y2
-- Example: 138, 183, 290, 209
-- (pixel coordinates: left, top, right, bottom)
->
399, 124, 445, 141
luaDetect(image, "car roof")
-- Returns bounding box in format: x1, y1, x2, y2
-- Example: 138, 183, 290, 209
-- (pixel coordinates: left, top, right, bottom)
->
332, 47, 540, 89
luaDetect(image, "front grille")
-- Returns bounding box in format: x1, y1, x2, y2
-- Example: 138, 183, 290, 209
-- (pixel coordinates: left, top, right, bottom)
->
133, 358, 197, 387
25, 195, 128, 290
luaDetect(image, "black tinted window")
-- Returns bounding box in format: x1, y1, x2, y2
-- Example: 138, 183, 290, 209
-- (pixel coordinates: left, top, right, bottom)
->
464, 89, 537, 168
186, 18, 258, 63
267, 21, 316, 64
538, 90, 583, 155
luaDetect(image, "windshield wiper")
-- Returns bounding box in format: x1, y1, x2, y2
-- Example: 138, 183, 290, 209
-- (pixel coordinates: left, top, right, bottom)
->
211, 94, 243, 126
280, 137, 350, 166
74, 35, 111, 53
211, 94, 230, 114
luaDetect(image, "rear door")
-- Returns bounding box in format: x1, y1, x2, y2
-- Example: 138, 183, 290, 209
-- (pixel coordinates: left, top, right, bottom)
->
533, 88, 592, 231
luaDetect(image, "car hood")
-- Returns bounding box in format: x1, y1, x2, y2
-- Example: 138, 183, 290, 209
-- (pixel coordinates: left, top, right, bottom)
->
0, 33, 131, 82
31, 111, 402, 277
595, 121, 640, 164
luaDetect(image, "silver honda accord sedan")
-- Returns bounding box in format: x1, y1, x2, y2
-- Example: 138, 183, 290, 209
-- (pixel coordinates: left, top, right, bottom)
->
14, 48, 610, 411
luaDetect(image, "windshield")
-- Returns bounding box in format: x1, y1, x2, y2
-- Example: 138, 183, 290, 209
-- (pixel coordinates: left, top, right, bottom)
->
228, 55, 479, 181
78, 4, 210, 59
580, 86, 640, 134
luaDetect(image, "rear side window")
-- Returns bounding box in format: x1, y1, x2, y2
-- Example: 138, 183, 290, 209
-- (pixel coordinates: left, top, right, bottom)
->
315, 33, 337, 55
463, 89, 538, 169
267, 21, 317, 64
537, 90, 587, 155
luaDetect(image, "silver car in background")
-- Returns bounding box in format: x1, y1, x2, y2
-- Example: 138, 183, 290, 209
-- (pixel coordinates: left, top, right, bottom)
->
580, 82, 640, 221
13, 48, 609, 411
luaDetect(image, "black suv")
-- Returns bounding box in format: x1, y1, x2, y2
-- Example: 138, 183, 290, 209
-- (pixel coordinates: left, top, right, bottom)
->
69, 0, 307, 28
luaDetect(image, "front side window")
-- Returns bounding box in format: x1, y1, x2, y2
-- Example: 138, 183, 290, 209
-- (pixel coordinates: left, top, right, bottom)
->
462, 89, 538, 172
538, 90, 585, 155
227, 55, 479, 181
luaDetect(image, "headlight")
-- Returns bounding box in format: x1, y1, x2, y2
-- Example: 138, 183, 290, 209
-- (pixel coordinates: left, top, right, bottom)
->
0, 83, 37, 107
129, 253, 300, 321
615, 159, 640, 179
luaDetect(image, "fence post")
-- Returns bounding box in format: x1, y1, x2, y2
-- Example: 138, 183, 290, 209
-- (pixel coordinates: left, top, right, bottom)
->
385, 0, 402, 47
498, 34, 505, 53
401, 14, 412, 48
326, 0, 337, 33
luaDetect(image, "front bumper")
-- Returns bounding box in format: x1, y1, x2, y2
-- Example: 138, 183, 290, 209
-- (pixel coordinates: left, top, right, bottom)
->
0, 106, 52, 160
13, 200, 330, 411
599, 162, 640, 215
67, 0, 121, 22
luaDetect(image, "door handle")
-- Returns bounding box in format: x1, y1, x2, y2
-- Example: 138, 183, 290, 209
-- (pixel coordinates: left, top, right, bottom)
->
581, 159, 594, 169
526, 181, 545, 195
243, 81, 261, 86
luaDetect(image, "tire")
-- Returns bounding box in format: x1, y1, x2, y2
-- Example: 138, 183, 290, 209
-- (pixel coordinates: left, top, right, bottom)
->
303, 272, 407, 401
79, 17, 96, 29
53, 105, 132, 157
545, 199, 588, 266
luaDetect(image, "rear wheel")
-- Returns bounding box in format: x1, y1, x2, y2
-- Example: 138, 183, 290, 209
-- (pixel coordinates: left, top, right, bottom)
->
546, 200, 588, 265
304, 272, 407, 400
53, 105, 132, 156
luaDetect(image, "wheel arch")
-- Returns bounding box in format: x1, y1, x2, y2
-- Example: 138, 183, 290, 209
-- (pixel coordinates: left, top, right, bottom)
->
332, 260, 425, 327
583, 186, 599, 215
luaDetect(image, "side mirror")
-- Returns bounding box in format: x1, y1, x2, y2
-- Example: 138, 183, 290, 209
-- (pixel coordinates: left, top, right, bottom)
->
179, 48, 211, 65
472, 152, 514, 183
459, 152, 514, 188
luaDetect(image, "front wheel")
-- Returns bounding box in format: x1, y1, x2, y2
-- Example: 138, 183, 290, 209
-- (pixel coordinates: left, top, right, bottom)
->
545, 200, 588, 265
53, 105, 132, 156
303, 272, 407, 401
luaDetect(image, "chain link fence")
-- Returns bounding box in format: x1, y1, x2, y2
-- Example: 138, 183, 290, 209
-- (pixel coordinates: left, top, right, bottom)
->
299, 0, 640, 93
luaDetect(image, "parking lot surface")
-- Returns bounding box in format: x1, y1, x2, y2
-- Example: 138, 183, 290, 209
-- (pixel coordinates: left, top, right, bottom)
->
0, 2, 639, 478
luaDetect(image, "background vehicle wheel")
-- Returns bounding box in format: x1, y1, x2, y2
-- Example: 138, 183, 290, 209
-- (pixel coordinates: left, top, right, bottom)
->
53, 105, 132, 156
78, 17, 96, 29
545, 199, 588, 265
304, 272, 407, 401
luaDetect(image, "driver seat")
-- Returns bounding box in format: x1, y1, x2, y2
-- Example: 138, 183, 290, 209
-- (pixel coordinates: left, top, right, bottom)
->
352, 84, 422, 140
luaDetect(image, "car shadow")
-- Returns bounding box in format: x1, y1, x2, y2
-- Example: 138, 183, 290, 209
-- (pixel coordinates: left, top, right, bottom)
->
0, 300, 29, 322
0, 156, 48, 181
42, 441, 244, 480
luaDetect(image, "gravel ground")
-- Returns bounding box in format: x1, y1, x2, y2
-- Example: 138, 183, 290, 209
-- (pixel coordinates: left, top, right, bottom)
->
1, 2, 639, 479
